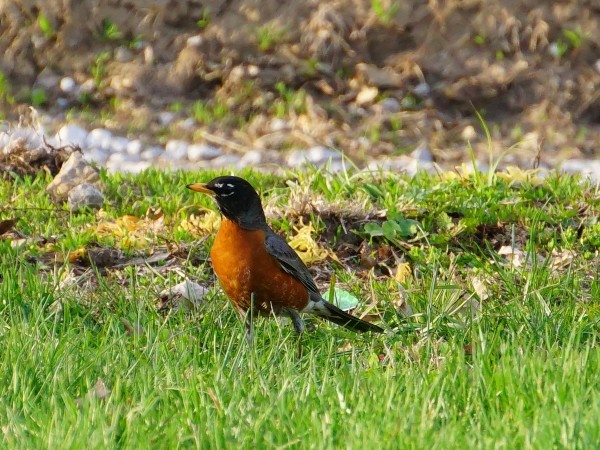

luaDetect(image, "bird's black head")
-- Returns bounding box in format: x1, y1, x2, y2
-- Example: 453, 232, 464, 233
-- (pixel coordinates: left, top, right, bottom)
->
187, 176, 266, 230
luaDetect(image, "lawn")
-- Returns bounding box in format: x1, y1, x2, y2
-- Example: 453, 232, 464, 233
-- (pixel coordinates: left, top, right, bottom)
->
1, 165, 599, 449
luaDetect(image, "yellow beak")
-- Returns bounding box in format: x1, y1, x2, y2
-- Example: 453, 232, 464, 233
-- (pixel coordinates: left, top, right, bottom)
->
186, 183, 215, 196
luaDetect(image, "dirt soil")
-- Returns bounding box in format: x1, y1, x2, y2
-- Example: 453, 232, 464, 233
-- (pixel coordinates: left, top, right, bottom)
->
1, 0, 599, 167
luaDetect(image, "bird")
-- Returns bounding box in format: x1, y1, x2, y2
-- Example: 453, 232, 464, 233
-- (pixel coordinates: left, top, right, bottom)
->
186, 175, 383, 339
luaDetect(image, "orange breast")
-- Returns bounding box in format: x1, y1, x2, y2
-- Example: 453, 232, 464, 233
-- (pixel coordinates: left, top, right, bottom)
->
210, 218, 309, 315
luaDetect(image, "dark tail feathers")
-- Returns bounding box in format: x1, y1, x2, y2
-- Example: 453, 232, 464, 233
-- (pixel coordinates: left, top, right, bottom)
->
322, 301, 383, 333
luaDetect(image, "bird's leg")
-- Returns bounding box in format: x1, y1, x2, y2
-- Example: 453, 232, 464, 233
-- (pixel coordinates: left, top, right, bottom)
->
283, 308, 305, 358
244, 293, 256, 345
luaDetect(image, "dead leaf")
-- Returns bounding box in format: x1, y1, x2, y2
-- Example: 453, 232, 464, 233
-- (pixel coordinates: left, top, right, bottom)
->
95, 212, 165, 249
548, 249, 575, 271
288, 221, 335, 264
74, 377, 110, 407
158, 279, 208, 312
0, 218, 18, 235
120, 317, 144, 336
394, 262, 412, 283
394, 283, 414, 317
496, 166, 544, 186
180, 210, 221, 236
355, 86, 379, 105
471, 275, 490, 301
498, 245, 526, 268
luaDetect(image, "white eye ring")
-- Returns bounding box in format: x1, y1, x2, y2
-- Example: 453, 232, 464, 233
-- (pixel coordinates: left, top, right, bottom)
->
220, 191, 234, 197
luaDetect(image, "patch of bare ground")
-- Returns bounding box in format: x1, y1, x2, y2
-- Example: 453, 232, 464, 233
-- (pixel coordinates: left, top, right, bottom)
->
1, 0, 599, 167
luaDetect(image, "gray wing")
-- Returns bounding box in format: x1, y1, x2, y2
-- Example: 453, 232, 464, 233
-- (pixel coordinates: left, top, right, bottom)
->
264, 229, 321, 297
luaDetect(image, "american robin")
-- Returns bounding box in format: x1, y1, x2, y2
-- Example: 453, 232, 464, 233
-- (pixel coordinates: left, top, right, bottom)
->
187, 176, 383, 338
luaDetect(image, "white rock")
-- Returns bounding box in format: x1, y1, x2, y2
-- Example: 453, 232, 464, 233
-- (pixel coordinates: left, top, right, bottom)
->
158, 112, 175, 126
186, 35, 203, 47
108, 152, 140, 164
410, 144, 433, 162
179, 118, 196, 130
57, 124, 88, 147
270, 118, 288, 132
82, 147, 110, 164
160, 280, 208, 312
8, 127, 42, 149
67, 183, 105, 210
79, 79, 95, 94
47, 152, 100, 200
114, 46, 133, 63
561, 160, 600, 183
380, 97, 401, 113
165, 140, 189, 160
461, 125, 477, 141
127, 139, 144, 155
308, 146, 341, 163
413, 82, 431, 97
56, 98, 69, 108
0, 131, 9, 149
210, 154, 241, 168
238, 150, 263, 166
288, 146, 341, 166
86, 128, 113, 149
109, 136, 130, 153
59, 77, 77, 93
141, 146, 163, 161
116, 161, 152, 174
187, 144, 222, 161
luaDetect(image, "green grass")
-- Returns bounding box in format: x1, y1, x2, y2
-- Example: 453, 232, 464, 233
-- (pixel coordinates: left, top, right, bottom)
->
1, 167, 599, 448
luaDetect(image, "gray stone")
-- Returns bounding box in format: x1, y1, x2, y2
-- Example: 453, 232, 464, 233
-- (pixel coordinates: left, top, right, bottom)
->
109, 136, 130, 153
47, 151, 101, 200
82, 147, 110, 164
158, 112, 176, 126
413, 82, 431, 98
67, 183, 105, 210
127, 139, 144, 155
210, 154, 241, 168
238, 150, 263, 166
561, 159, 600, 183
380, 97, 401, 113
59, 77, 77, 93
114, 161, 152, 174
187, 144, 222, 161
0, 131, 9, 149
410, 144, 433, 162
179, 118, 196, 130
141, 146, 163, 161
287, 146, 341, 167
86, 128, 113, 149
57, 124, 88, 147
114, 46, 133, 63
7, 127, 42, 149
165, 140, 189, 159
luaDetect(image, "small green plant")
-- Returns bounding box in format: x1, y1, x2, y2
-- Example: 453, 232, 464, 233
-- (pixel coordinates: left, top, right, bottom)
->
256, 25, 287, 51
0, 70, 14, 104
196, 9, 211, 30
101, 18, 123, 41
271, 82, 307, 118
550, 28, 585, 58
37, 13, 56, 40
170, 101, 183, 113
473, 34, 486, 46
30, 88, 48, 107
191, 100, 229, 124
90, 51, 111, 88
363, 211, 421, 248
371, 0, 399, 24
